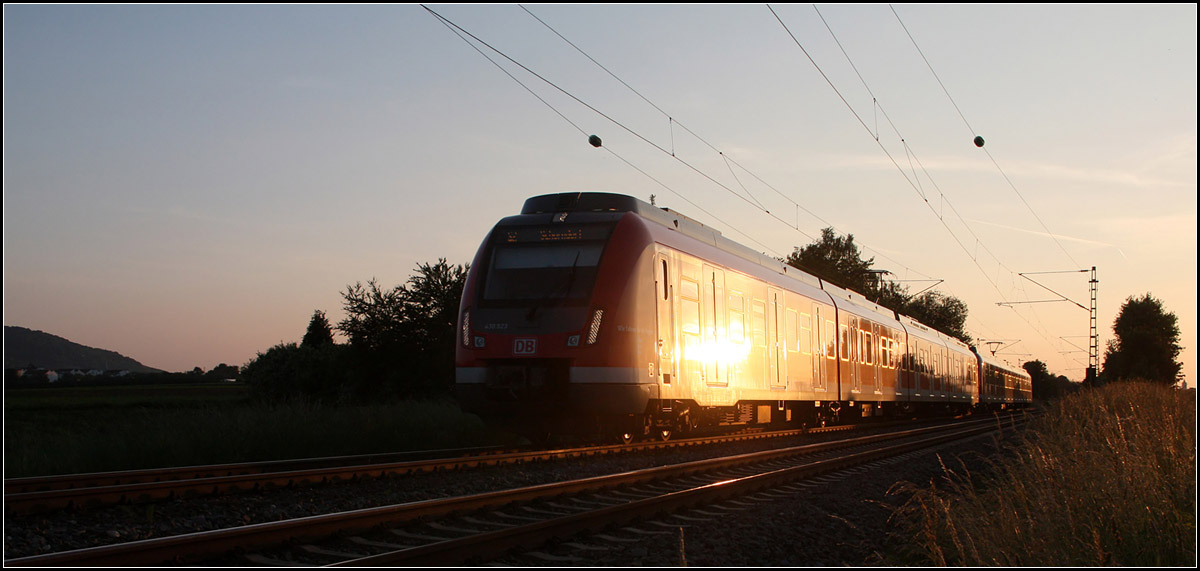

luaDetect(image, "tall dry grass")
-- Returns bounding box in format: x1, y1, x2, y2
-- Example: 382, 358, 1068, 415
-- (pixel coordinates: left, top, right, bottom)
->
889, 382, 1195, 566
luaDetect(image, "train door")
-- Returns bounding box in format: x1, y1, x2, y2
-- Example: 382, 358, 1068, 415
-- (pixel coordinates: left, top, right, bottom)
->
813, 304, 828, 393
847, 315, 860, 395
750, 298, 767, 386
702, 265, 726, 386
654, 254, 676, 391
786, 308, 801, 390
678, 274, 702, 387
871, 322, 882, 395
933, 346, 941, 395
768, 288, 785, 389
917, 345, 928, 396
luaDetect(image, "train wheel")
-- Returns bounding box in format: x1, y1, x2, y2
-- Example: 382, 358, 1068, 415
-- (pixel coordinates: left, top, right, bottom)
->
620, 432, 635, 445
658, 428, 672, 441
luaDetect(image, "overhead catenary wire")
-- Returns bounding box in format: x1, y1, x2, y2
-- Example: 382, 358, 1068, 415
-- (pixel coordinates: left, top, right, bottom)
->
769, 4, 1076, 363
421, 4, 783, 257
424, 5, 804, 247
439, 4, 949, 289
889, 4, 1083, 270
518, 3, 943, 283
429, 4, 1073, 373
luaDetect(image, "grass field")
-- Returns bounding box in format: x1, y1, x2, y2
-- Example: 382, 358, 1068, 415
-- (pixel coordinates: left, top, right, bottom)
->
3, 383, 515, 478
889, 382, 1196, 566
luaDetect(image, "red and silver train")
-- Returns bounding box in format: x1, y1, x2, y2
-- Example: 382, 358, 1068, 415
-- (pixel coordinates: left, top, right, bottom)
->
455, 192, 1031, 442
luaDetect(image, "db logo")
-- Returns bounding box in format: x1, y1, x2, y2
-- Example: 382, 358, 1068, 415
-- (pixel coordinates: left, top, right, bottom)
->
513, 338, 538, 355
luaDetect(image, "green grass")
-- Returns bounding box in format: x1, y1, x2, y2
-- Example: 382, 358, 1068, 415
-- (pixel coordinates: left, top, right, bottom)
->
4, 384, 516, 477
4, 382, 249, 410
889, 382, 1196, 566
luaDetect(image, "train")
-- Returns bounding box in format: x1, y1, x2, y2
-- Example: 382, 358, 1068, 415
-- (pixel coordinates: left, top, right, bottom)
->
455, 192, 1031, 443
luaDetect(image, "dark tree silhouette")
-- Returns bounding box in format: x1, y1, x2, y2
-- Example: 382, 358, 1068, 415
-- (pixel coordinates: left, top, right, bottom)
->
1024, 359, 1077, 400
337, 259, 469, 397
301, 310, 335, 348
783, 228, 875, 293
783, 227, 972, 344
1102, 293, 1183, 385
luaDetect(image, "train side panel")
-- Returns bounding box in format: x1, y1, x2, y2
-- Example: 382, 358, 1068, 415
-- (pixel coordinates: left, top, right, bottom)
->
457, 192, 1031, 440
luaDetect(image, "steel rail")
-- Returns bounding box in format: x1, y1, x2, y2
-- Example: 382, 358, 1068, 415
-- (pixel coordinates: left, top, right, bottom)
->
4, 445, 513, 494
4, 414, 1021, 567
3, 421, 856, 514
335, 421, 1008, 566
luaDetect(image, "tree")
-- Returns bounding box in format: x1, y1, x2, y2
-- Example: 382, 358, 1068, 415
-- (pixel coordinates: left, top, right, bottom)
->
783, 227, 972, 344
1024, 359, 1077, 400
241, 342, 347, 403
784, 228, 875, 293
301, 310, 335, 348
337, 259, 469, 397
905, 291, 972, 345
1101, 293, 1183, 385
338, 279, 408, 354
205, 363, 239, 381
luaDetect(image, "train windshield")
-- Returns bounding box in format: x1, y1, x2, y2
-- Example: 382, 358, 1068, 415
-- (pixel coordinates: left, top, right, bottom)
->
481, 224, 612, 306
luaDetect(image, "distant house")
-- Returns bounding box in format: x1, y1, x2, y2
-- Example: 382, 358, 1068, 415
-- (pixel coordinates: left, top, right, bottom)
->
15, 368, 59, 382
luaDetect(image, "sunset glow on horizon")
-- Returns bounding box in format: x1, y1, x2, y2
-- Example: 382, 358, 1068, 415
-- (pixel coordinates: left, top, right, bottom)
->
4, 5, 1195, 385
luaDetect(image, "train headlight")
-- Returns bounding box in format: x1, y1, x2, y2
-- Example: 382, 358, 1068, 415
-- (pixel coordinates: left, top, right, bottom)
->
586, 309, 604, 345
461, 310, 471, 348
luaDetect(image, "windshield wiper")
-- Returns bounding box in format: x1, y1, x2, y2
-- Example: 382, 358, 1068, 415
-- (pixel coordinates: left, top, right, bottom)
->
526, 251, 582, 322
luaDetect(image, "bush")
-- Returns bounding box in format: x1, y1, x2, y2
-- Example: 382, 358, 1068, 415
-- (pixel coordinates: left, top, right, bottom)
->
241, 342, 351, 404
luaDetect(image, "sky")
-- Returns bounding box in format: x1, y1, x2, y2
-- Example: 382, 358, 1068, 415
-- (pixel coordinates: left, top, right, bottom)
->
4, 4, 1196, 384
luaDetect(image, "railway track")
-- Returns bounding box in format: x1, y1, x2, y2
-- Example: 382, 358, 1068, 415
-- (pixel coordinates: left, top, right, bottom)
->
4, 422, 861, 515
4, 413, 1025, 567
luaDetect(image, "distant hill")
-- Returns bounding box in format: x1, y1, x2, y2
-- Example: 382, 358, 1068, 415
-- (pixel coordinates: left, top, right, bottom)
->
3, 326, 162, 373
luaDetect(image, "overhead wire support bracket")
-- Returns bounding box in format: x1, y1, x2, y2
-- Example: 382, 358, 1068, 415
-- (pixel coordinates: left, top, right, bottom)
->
997, 267, 1098, 382
895, 278, 943, 298
1014, 270, 1090, 311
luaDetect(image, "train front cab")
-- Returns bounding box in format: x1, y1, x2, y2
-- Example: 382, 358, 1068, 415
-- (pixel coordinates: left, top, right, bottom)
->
455, 194, 661, 440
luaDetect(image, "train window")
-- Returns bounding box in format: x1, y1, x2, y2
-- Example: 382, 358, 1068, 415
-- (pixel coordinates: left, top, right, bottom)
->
680, 297, 700, 337
729, 292, 745, 343
839, 323, 849, 361
864, 332, 874, 365
751, 300, 766, 347
798, 312, 810, 355
680, 278, 699, 300
826, 319, 836, 359
785, 309, 798, 352
484, 242, 604, 303
660, 259, 669, 300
